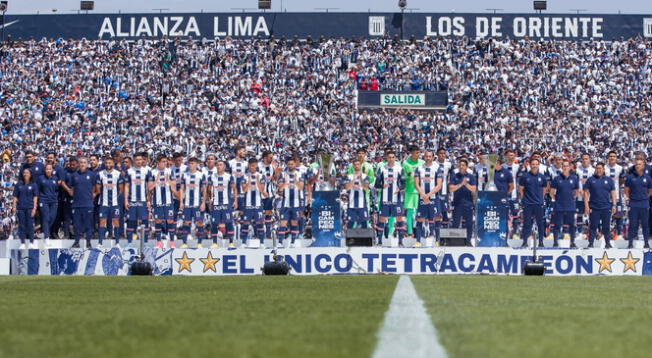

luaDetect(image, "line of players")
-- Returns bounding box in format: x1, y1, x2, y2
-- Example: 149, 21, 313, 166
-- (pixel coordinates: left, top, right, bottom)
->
10, 146, 652, 249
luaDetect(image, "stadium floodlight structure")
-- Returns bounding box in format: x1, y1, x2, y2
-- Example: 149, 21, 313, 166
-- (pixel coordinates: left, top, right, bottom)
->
258, 0, 271, 10
1, 1, 7, 43
398, 0, 407, 40
533, 1, 547, 13
80, 1, 94, 11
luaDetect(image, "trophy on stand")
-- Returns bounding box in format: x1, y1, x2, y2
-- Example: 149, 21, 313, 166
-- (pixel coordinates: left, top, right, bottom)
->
317, 153, 336, 191
483, 154, 499, 192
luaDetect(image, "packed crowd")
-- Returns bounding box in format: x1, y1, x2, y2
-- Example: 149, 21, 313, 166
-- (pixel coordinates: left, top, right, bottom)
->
1, 36, 652, 241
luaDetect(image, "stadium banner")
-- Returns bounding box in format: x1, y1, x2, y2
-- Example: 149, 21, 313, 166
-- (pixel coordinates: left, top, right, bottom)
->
476, 191, 509, 247
311, 190, 342, 247
9, 247, 647, 276
2, 13, 652, 40
358, 91, 447, 110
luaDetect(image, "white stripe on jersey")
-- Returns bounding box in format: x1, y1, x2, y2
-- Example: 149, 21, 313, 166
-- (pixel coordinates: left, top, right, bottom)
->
243, 172, 265, 208
182, 171, 205, 208
209, 172, 234, 206
503, 162, 520, 200
259, 162, 277, 197
549, 165, 563, 180
202, 166, 217, 181
378, 163, 403, 204
281, 170, 304, 208
434, 160, 452, 195
605, 164, 624, 199
151, 168, 173, 207
171, 164, 188, 184
97, 169, 122, 207
126, 167, 151, 203
297, 165, 309, 201
416, 164, 439, 200
229, 159, 247, 191
346, 173, 369, 209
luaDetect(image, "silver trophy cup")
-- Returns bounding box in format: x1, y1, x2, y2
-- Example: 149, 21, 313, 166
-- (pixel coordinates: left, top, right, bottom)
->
483, 154, 499, 191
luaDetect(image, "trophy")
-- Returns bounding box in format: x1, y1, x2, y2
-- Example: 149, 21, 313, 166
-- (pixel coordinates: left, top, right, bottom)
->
318, 153, 336, 191
483, 153, 499, 191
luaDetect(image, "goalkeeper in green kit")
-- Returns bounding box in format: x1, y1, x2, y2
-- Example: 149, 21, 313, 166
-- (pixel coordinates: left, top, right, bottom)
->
402, 145, 424, 237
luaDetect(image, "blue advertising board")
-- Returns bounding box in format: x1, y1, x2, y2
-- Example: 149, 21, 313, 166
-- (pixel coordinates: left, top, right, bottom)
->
1, 13, 652, 40
311, 191, 342, 247
476, 191, 509, 247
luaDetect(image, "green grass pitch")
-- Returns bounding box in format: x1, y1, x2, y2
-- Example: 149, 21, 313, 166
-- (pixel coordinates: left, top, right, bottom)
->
1, 275, 652, 358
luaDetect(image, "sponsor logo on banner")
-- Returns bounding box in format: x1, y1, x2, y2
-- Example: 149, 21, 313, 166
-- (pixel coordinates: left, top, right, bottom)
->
368, 16, 385, 36
381, 94, 425, 106
644, 18, 652, 37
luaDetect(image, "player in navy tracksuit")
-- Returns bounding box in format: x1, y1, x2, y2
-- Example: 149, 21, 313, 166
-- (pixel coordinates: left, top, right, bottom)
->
12, 168, 39, 248
21, 151, 45, 182
519, 157, 549, 247
64, 157, 98, 248
493, 157, 514, 196
624, 158, 652, 249
37, 163, 61, 243
583, 163, 616, 248
627, 153, 652, 243
61, 157, 79, 241
449, 158, 477, 246
550, 160, 579, 248
46, 152, 67, 239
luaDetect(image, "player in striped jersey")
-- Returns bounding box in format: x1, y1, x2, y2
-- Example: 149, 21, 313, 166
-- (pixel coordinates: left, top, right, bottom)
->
241, 159, 268, 247
148, 155, 178, 249
201, 154, 218, 233
434, 148, 453, 228
344, 159, 370, 229
206, 160, 238, 249
179, 157, 206, 248
95, 156, 124, 247
229, 146, 248, 224
259, 151, 281, 240
278, 157, 305, 247
605, 151, 625, 237
575, 153, 594, 234
170, 153, 187, 221
414, 150, 443, 247
375, 150, 406, 246
124, 152, 153, 245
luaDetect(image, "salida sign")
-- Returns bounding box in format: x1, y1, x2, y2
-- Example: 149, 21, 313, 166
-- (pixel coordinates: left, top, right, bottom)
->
381, 94, 425, 106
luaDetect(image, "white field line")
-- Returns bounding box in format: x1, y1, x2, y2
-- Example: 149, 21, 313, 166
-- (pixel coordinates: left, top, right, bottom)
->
372, 275, 448, 358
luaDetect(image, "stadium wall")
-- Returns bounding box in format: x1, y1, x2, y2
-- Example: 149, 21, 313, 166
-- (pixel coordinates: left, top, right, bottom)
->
8, 248, 651, 276
2, 13, 652, 40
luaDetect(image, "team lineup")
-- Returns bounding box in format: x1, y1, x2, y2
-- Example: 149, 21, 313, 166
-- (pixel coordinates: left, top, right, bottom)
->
10, 145, 652, 250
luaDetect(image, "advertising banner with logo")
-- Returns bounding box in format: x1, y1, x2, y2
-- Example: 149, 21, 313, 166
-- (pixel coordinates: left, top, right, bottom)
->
311, 191, 342, 247
2, 13, 652, 40
476, 191, 509, 247
9, 247, 649, 276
